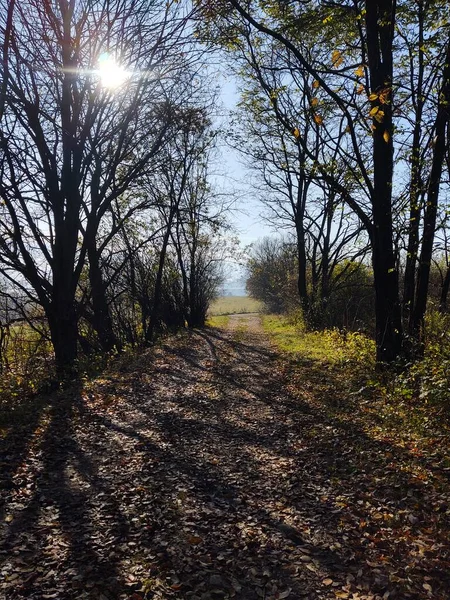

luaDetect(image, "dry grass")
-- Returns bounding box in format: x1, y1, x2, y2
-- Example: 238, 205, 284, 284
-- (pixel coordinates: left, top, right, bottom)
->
208, 296, 262, 316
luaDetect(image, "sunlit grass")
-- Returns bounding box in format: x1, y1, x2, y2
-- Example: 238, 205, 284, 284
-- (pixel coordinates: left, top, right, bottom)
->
208, 296, 262, 316
262, 313, 450, 446
262, 314, 375, 365
206, 315, 230, 328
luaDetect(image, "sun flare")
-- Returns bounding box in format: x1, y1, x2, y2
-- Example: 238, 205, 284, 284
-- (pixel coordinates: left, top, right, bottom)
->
97, 54, 129, 89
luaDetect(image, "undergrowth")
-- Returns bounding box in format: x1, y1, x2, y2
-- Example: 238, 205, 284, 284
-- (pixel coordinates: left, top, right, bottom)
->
0, 324, 54, 424
262, 313, 375, 365
262, 312, 450, 444
0, 326, 117, 430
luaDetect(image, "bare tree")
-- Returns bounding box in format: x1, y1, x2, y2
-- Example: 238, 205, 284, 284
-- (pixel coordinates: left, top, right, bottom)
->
171, 132, 228, 328
199, 0, 450, 362
0, 0, 195, 373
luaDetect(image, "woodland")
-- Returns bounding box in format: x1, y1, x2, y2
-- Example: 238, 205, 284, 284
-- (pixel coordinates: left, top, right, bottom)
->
0, 1, 450, 599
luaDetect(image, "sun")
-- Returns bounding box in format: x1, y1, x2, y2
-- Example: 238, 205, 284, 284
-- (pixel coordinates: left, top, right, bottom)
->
97, 53, 129, 89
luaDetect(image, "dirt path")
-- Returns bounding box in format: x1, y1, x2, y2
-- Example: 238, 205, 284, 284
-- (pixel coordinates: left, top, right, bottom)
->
1, 318, 449, 599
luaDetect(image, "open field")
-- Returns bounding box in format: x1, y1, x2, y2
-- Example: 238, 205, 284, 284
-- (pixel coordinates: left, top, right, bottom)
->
208, 295, 262, 316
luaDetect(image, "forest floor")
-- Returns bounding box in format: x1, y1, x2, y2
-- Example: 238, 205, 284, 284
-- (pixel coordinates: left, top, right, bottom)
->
1, 314, 450, 600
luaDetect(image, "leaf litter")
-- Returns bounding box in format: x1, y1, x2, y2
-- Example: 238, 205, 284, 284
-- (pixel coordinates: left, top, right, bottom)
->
0, 314, 449, 599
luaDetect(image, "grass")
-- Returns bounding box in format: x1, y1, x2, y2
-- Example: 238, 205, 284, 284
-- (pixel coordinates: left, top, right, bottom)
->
206, 315, 230, 328
0, 322, 54, 413
261, 312, 450, 443
262, 314, 375, 365
208, 296, 262, 316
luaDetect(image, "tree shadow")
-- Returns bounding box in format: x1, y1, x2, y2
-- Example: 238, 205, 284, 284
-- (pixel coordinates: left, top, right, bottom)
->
0, 392, 52, 524
99, 325, 450, 598
0, 383, 129, 598
1, 325, 449, 599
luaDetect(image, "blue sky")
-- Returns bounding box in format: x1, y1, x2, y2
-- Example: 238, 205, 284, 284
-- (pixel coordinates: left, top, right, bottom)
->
216, 73, 273, 249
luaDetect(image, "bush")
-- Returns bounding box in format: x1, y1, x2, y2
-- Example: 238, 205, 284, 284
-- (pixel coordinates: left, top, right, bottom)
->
246, 238, 299, 313
413, 310, 450, 406
307, 261, 375, 333
0, 321, 54, 411
247, 239, 375, 332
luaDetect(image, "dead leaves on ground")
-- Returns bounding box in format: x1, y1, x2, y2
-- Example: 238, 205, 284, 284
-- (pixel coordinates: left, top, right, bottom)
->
1, 317, 450, 599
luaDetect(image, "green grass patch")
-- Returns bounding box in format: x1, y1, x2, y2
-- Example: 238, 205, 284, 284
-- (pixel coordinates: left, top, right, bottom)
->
206, 314, 230, 328
208, 296, 262, 316
262, 314, 375, 365
262, 312, 450, 445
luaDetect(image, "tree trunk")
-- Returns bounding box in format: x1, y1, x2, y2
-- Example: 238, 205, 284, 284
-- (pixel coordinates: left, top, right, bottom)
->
47, 298, 78, 377
87, 241, 120, 353
440, 265, 450, 312
146, 214, 174, 343
371, 232, 403, 363
46, 7, 83, 377
411, 36, 450, 343
187, 248, 206, 328
187, 287, 206, 328
320, 196, 334, 307
294, 161, 310, 313
403, 1, 425, 325
366, 0, 404, 363
171, 220, 191, 324
295, 217, 309, 313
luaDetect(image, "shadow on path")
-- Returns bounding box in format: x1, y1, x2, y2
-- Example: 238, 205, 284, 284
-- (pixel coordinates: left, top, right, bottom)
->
1, 317, 449, 599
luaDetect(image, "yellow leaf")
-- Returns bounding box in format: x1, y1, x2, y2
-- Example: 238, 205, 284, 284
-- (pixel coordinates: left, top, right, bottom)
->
323, 578, 333, 586
314, 114, 323, 125
293, 127, 300, 138
355, 65, 364, 77
312, 80, 320, 89
379, 87, 391, 104
369, 106, 379, 116
311, 97, 319, 107
369, 92, 378, 101
332, 49, 344, 68
383, 130, 390, 143
357, 84, 365, 94
374, 110, 385, 123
